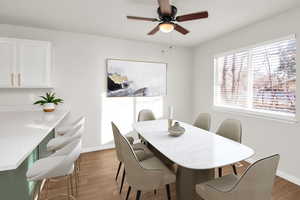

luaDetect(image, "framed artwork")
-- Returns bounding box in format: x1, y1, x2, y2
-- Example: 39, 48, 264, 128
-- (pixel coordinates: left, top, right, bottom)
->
107, 59, 167, 97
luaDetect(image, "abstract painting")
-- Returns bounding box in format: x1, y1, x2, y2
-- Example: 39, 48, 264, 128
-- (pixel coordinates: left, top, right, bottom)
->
107, 59, 167, 97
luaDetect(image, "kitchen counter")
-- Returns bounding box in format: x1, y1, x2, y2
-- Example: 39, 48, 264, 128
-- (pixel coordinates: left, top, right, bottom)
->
0, 109, 69, 171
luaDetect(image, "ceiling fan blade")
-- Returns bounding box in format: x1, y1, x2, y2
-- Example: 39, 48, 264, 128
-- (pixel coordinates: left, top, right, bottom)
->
176, 11, 208, 22
157, 0, 172, 15
148, 25, 160, 35
174, 24, 189, 35
127, 16, 158, 22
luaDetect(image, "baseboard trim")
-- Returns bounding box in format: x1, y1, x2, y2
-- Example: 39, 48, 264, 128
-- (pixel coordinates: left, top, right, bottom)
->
276, 171, 300, 186
81, 143, 114, 153
246, 158, 300, 186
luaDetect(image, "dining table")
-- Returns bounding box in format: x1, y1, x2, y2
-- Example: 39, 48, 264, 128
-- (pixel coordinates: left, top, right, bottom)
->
133, 119, 255, 200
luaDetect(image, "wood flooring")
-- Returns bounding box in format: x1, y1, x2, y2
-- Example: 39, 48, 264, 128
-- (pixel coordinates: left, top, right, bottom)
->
43, 149, 300, 200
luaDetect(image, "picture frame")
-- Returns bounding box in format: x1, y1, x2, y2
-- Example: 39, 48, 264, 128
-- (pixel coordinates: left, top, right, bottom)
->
106, 59, 167, 97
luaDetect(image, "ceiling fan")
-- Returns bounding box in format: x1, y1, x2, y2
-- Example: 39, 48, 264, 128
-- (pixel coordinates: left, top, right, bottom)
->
127, 0, 208, 35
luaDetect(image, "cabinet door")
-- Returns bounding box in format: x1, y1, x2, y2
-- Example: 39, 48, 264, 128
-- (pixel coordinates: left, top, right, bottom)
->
17, 40, 51, 88
0, 38, 16, 88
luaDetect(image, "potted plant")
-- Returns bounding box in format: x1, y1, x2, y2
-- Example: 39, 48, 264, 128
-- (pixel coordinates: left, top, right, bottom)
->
34, 92, 64, 112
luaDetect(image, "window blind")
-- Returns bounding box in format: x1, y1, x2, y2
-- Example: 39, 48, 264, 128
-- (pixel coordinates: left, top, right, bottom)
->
214, 36, 296, 117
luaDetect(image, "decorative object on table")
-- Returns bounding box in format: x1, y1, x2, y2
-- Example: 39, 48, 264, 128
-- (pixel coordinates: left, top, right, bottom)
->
168, 119, 173, 129
107, 59, 167, 97
168, 122, 185, 137
168, 106, 174, 129
33, 92, 64, 112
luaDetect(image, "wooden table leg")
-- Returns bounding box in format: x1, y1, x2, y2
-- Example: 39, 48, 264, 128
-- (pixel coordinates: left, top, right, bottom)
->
176, 166, 215, 200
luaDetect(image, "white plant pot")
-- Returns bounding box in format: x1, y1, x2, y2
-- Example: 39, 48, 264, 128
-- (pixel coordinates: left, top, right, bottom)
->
43, 103, 55, 112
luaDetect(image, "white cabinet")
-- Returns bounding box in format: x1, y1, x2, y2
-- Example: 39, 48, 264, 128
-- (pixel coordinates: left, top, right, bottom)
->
0, 38, 16, 87
0, 37, 52, 88
18, 40, 51, 88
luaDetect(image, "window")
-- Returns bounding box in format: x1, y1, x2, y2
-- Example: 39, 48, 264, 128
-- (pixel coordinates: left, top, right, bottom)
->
101, 96, 163, 145
214, 36, 296, 120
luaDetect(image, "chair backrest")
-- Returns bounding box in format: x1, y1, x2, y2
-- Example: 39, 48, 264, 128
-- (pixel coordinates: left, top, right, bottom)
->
232, 154, 280, 199
71, 116, 86, 127
138, 109, 155, 121
111, 122, 124, 162
65, 117, 86, 137
216, 119, 242, 143
118, 128, 161, 190
68, 124, 84, 139
51, 137, 81, 157
36, 139, 82, 179
193, 113, 211, 131
114, 123, 144, 185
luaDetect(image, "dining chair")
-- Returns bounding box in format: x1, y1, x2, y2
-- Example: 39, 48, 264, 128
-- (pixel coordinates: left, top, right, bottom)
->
137, 109, 155, 144
216, 119, 242, 177
193, 113, 211, 131
111, 122, 154, 194
119, 128, 176, 200
56, 116, 85, 136
50, 138, 83, 196
27, 139, 82, 200
48, 123, 85, 185
196, 154, 280, 200
138, 109, 156, 121
47, 124, 84, 152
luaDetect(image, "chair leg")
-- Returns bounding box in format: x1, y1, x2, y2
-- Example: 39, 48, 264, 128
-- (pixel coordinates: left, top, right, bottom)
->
63, 175, 77, 200
70, 174, 74, 196
126, 186, 131, 200
166, 184, 171, 200
154, 189, 157, 195
120, 169, 126, 193
78, 155, 81, 171
74, 166, 78, 196
36, 184, 40, 200
115, 162, 122, 181
136, 190, 141, 200
232, 164, 238, 175
218, 167, 222, 177
45, 179, 49, 200
67, 176, 71, 200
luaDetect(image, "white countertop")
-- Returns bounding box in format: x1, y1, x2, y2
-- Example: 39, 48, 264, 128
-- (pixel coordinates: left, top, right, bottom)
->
133, 120, 255, 170
0, 109, 69, 171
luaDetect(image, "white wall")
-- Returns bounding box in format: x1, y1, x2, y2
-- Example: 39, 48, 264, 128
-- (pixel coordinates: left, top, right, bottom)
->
193, 7, 300, 184
0, 24, 194, 151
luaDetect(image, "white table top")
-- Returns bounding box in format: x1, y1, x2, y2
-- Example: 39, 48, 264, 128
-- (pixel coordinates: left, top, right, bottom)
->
133, 120, 255, 170
0, 109, 69, 171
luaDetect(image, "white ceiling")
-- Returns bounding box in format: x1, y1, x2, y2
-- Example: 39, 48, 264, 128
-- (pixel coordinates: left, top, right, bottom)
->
0, 0, 299, 46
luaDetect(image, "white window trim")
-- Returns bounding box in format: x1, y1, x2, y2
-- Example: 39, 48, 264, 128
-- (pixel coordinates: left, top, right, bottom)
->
213, 34, 297, 123
214, 34, 296, 58
213, 105, 297, 124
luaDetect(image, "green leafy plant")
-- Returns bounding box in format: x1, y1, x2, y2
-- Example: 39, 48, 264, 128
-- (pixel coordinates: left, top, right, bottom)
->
33, 92, 64, 105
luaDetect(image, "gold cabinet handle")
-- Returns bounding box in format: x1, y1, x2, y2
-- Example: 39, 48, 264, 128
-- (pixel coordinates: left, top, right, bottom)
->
11, 73, 14, 87
18, 73, 21, 87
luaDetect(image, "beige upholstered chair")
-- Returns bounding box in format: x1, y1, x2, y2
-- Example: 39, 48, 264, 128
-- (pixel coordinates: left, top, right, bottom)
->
47, 118, 85, 152
56, 116, 85, 136
193, 113, 211, 131
138, 109, 156, 122
111, 122, 154, 194
137, 109, 156, 144
216, 119, 242, 177
119, 128, 176, 200
196, 154, 280, 200
27, 139, 82, 200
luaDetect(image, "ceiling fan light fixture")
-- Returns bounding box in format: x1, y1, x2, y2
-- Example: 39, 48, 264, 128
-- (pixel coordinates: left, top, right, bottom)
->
159, 22, 174, 33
